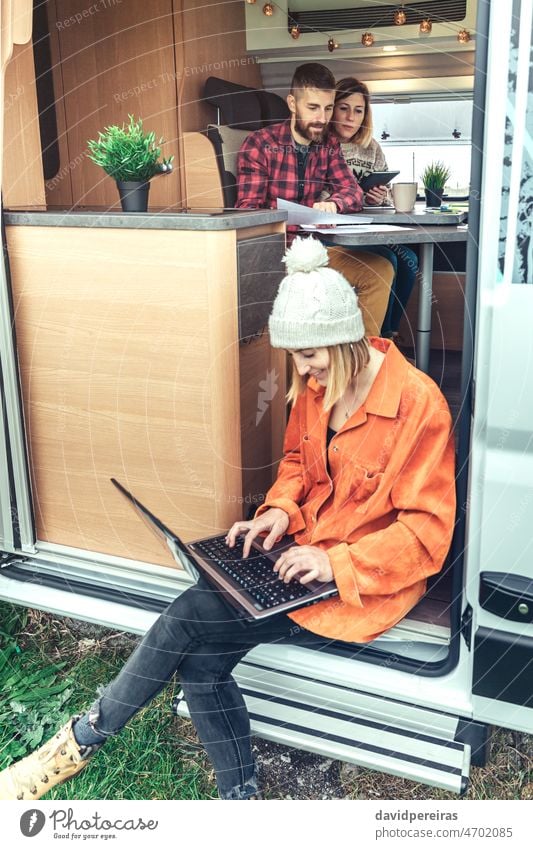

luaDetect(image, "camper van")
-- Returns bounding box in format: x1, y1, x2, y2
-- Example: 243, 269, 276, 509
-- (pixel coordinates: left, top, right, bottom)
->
0, 0, 531, 796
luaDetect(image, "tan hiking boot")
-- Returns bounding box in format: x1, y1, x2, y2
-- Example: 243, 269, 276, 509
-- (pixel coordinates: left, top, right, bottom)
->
0, 717, 97, 800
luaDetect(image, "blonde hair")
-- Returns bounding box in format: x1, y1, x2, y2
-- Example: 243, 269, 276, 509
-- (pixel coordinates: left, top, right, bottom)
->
287, 339, 370, 411
334, 77, 374, 149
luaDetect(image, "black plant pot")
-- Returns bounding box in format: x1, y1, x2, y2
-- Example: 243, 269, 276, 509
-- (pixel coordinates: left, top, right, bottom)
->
424, 187, 444, 208
116, 180, 150, 212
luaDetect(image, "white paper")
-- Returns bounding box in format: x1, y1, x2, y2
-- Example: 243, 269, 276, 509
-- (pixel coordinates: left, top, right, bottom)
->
300, 224, 415, 234
277, 197, 373, 225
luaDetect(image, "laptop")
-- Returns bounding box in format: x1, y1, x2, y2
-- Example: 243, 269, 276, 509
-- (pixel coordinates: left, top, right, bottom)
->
111, 478, 338, 620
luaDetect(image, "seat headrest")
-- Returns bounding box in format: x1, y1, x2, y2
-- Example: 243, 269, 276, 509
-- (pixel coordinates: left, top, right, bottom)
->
203, 77, 262, 130
255, 89, 290, 126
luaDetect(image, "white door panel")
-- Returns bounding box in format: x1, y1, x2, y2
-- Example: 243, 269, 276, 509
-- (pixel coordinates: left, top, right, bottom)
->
467, 0, 533, 729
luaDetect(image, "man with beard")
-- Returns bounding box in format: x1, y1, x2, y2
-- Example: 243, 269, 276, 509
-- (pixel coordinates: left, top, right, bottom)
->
236, 63, 394, 337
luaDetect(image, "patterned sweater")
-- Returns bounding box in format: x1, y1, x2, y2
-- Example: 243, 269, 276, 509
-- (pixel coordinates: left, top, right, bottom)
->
340, 137, 388, 183
322, 137, 392, 206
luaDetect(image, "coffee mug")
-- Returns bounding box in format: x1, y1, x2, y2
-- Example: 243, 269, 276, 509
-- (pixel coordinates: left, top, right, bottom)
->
392, 182, 418, 213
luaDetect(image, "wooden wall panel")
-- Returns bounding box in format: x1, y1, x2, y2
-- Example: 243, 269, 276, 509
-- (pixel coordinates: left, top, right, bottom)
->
176, 0, 262, 134
52, 0, 181, 208
6, 224, 245, 566
3, 42, 45, 207
44, 0, 74, 207
240, 332, 286, 514
399, 271, 466, 351
17, 0, 260, 210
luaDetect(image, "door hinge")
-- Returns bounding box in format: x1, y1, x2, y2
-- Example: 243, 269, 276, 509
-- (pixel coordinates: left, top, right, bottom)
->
461, 604, 473, 649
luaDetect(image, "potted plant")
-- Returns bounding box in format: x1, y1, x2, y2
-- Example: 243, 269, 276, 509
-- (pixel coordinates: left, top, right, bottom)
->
421, 161, 450, 208
87, 115, 173, 212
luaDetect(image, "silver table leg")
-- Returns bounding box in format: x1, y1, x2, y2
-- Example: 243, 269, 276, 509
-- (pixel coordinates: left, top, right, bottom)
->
417, 242, 434, 374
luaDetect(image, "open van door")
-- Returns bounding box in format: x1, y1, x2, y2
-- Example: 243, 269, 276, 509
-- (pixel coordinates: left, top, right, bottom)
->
465, 0, 533, 732
0, 0, 35, 560
0, 224, 31, 559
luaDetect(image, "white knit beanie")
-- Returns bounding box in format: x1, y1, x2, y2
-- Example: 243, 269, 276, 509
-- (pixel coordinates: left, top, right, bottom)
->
268, 237, 365, 349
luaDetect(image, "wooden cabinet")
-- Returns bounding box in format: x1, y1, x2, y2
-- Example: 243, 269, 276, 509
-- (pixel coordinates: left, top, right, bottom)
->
6, 219, 285, 569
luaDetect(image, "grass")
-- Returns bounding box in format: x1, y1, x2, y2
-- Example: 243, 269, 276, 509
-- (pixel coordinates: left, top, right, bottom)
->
0, 603, 215, 800
1, 602, 532, 800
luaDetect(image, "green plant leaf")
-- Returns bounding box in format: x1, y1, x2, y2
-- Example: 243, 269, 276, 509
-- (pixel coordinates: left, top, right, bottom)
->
87, 116, 171, 182
421, 160, 451, 190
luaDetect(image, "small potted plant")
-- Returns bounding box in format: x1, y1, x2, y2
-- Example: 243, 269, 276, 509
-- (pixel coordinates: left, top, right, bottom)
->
87, 115, 173, 212
421, 161, 450, 208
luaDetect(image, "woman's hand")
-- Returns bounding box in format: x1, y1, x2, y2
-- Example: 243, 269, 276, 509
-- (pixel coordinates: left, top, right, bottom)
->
274, 545, 334, 585
364, 185, 388, 206
312, 201, 338, 214
225, 508, 290, 558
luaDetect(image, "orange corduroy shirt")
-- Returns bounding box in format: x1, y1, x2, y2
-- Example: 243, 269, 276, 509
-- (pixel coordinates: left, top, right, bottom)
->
256, 338, 456, 643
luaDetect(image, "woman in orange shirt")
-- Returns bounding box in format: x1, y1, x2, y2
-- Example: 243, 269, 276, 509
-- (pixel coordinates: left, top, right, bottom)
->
234, 237, 456, 643
0, 238, 455, 803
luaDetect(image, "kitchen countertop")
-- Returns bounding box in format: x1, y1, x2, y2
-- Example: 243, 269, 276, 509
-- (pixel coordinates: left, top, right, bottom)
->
3, 206, 287, 231
361, 203, 467, 225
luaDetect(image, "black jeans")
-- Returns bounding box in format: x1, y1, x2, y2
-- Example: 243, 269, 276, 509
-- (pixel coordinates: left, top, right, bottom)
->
82, 578, 309, 799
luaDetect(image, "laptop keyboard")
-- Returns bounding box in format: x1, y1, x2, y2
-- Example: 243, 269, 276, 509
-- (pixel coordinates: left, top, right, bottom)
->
192, 535, 313, 610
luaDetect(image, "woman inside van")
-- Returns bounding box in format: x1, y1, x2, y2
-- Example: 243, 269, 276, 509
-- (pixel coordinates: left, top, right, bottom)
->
330, 77, 419, 341
0, 238, 455, 802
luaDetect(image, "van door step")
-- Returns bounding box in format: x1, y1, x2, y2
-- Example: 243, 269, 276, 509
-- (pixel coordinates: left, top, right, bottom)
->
172, 661, 470, 795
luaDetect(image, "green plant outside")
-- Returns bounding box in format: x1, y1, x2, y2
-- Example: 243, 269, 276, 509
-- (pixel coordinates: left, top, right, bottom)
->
87, 115, 173, 182
421, 160, 451, 190
0, 603, 214, 800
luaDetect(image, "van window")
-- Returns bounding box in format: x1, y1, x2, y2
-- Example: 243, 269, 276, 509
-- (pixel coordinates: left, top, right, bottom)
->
372, 99, 473, 197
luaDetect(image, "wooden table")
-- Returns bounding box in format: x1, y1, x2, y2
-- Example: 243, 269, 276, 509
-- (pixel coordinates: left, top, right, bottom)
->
329, 215, 468, 373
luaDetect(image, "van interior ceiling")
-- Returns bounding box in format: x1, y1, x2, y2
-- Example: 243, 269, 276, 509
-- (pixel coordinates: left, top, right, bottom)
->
0, 2, 479, 676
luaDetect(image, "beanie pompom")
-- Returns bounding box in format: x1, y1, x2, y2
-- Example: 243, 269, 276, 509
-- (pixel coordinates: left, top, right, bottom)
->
269, 235, 365, 349
283, 236, 329, 275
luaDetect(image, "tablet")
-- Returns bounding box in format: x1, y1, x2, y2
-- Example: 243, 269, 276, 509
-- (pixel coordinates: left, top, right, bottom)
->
358, 171, 400, 192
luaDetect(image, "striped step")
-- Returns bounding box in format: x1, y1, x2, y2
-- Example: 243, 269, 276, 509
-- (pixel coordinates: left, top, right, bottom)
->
173, 660, 470, 794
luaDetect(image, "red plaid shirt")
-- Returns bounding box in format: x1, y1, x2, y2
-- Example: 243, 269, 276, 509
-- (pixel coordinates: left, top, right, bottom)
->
236, 119, 363, 216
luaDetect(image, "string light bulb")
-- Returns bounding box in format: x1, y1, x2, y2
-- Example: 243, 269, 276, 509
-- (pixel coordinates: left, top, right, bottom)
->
419, 18, 432, 33
361, 32, 374, 47
393, 6, 407, 25
290, 24, 301, 39
327, 37, 339, 51
263, 2, 274, 15
457, 28, 471, 43
245, 0, 257, 5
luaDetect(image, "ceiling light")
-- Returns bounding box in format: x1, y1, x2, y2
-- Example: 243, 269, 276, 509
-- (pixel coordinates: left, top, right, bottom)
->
457, 28, 471, 44
383, 45, 397, 52
393, 6, 407, 25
